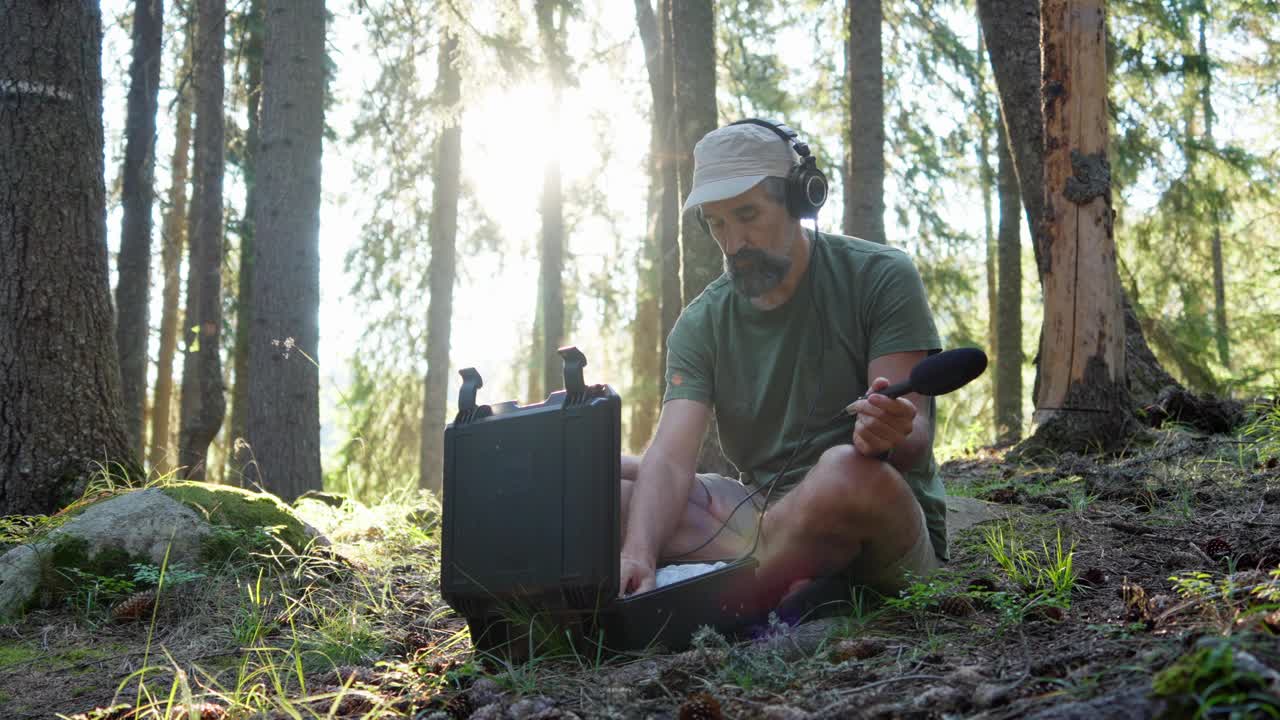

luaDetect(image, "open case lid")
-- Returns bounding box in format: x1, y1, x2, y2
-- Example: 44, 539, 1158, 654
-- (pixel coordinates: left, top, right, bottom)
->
441, 346, 622, 609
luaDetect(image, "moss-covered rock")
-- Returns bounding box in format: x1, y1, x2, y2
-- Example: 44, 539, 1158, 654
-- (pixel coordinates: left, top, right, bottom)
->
160, 482, 317, 554
0, 483, 326, 620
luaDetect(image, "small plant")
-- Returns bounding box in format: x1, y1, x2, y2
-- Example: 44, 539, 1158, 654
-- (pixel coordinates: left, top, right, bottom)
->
983, 524, 1077, 607
130, 562, 205, 589
57, 567, 136, 614
1240, 399, 1280, 467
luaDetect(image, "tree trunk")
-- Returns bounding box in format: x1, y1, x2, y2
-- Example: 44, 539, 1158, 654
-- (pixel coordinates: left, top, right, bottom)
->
671, 0, 733, 476
1029, 0, 1133, 452
658, 0, 681, 392
419, 29, 461, 497
994, 119, 1023, 442
114, 0, 165, 458
179, 0, 228, 479
978, 0, 1181, 412
228, 0, 263, 484
246, 0, 325, 501
975, 29, 998, 388
0, 0, 136, 514
975, 0, 1045, 272
536, 1, 568, 400
1199, 17, 1229, 371
149, 21, 193, 474
631, 0, 672, 452
843, 0, 886, 244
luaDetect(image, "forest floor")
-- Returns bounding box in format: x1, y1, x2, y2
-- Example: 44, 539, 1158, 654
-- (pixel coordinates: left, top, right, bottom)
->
3, 423, 1280, 719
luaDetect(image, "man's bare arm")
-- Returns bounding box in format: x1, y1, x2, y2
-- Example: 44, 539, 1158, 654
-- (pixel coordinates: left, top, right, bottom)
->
620, 399, 710, 594
855, 351, 933, 472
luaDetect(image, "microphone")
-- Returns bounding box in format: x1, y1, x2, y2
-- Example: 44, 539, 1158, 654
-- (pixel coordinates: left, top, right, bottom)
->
836, 347, 989, 420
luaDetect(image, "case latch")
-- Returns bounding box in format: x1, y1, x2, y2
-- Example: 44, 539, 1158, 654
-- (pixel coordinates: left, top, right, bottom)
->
559, 346, 588, 398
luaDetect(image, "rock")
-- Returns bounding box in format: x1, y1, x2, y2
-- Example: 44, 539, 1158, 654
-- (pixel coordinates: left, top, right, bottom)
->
0, 483, 326, 619
946, 496, 1015, 539
0, 544, 42, 618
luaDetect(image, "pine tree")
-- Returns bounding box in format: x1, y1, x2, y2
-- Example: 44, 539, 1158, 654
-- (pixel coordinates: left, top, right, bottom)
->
1, 0, 136, 513
246, 0, 326, 501
843, 0, 886, 244
149, 7, 194, 473
114, 0, 165, 457
1031, 0, 1133, 450
179, 0, 228, 479
536, 0, 570, 399
228, 0, 264, 484
419, 28, 462, 496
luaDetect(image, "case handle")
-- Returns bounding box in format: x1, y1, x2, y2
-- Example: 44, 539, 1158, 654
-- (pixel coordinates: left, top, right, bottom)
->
558, 346, 587, 396
456, 367, 484, 423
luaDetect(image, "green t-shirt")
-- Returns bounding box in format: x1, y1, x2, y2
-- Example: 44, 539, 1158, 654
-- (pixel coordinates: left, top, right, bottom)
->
663, 231, 948, 560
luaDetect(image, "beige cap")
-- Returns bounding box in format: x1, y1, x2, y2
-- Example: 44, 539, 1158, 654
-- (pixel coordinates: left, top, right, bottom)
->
681, 123, 798, 212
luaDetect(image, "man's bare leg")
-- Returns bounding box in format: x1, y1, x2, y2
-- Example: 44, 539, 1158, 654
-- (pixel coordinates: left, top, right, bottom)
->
753, 445, 927, 603
619, 454, 754, 562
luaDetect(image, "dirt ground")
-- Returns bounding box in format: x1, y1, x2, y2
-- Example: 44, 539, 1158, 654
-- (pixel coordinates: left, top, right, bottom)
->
4, 427, 1279, 719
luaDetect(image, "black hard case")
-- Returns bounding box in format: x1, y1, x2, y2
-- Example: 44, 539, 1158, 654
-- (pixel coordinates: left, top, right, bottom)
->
441, 348, 621, 622
441, 347, 770, 657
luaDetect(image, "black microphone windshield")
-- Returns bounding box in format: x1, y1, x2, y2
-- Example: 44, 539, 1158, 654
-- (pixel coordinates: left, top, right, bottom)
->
909, 347, 988, 396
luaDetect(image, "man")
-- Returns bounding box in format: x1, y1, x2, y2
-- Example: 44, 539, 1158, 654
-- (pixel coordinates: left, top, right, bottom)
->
619, 120, 947, 609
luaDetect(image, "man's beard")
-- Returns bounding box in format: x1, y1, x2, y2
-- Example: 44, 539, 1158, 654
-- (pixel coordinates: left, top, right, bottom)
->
725, 246, 793, 299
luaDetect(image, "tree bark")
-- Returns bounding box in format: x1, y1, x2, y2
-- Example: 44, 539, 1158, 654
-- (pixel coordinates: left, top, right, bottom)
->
975, 0, 1045, 271
1, 0, 136, 514
179, 0, 228, 479
994, 119, 1023, 442
149, 17, 193, 474
246, 0, 325, 501
843, 0, 886, 244
1199, 17, 1229, 371
536, 0, 567, 400
658, 0, 681, 390
114, 0, 165, 458
978, 0, 1181, 413
976, 29, 998, 378
630, 0, 672, 452
1029, 0, 1133, 452
228, 0, 263, 483
419, 29, 461, 497
671, 0, 733, 476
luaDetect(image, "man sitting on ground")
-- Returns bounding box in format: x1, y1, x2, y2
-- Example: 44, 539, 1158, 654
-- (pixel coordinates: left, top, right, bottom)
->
618, 120, 948, 609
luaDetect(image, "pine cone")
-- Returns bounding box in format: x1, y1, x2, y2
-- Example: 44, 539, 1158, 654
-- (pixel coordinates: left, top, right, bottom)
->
1202, 536, 1232, 560
1263, 609, 1280, 633
678, 692, 724, 720
938, 596, 976, 617
444, 693, 474, 719
111, 590, 156, 622
1120, 580, 1147, 621
829, 637, 887, 663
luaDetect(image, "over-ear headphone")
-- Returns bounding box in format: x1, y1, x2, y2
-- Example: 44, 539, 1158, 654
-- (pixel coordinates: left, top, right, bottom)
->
728, 118, 828, 220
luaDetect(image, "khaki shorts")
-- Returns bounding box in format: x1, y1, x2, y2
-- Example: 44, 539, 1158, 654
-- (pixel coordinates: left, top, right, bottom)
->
695, 472, 941, 597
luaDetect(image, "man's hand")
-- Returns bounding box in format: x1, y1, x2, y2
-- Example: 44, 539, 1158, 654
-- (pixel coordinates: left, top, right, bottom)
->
619, 553, 657, 597
847, 376, 917, 457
